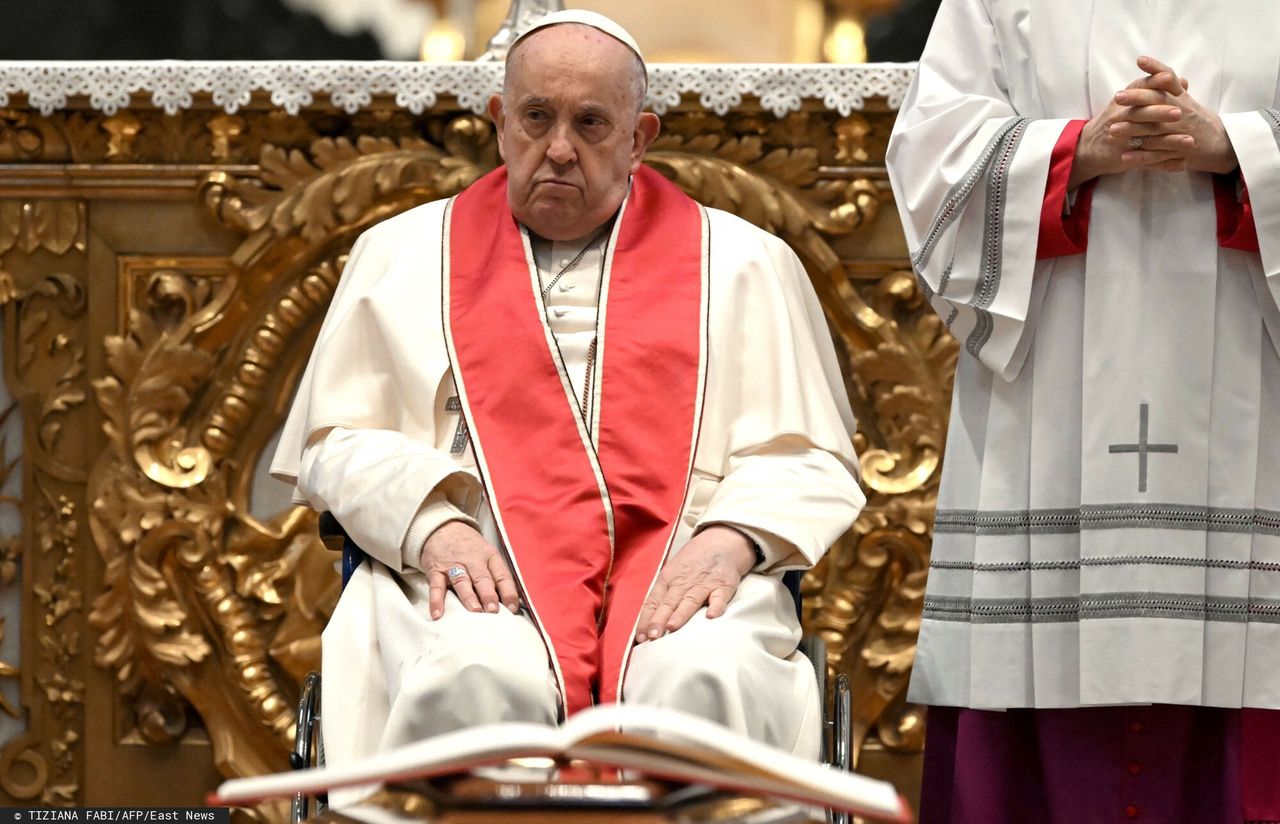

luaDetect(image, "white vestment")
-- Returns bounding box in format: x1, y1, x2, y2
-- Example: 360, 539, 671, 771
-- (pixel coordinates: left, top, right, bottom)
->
270, 194, 864, 771
888, 0, 1280, 710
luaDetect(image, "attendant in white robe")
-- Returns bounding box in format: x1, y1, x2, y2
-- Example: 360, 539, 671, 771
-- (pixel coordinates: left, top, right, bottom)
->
270, 10, 864, 793
887, 1, 1280, 821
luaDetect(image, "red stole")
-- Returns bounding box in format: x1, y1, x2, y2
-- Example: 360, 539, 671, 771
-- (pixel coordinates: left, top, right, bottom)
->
444, 166, 706, 714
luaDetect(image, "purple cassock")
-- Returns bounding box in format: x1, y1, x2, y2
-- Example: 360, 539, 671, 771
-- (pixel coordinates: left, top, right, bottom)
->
920, 705, 1280, 823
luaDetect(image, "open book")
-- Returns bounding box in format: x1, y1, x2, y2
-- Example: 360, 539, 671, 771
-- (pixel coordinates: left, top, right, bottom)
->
213, 704, 911, 822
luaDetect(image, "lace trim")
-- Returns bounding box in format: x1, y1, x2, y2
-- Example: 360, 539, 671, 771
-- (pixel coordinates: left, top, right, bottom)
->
0, 61, 915, 117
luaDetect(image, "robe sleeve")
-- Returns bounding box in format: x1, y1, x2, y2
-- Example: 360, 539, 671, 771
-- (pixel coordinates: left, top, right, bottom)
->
693, 219, 865, 571
399, 489, 480, 572
270, 215, 482, 570
1213, 172, 1260, 253
1037, 120, 1096, 260
886, 0, 1075, 380
1220, 111, 1280, 269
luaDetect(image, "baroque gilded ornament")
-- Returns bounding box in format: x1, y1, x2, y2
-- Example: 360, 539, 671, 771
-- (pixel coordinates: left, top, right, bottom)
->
82, 101, 953, 809
0, 264, 93, 804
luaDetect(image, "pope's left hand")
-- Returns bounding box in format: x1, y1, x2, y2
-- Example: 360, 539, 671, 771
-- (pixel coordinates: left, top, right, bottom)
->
634, 525, 756, 643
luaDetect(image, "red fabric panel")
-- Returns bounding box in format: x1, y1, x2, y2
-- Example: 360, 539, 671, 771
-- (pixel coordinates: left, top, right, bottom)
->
594, 166, 704, 706
447, 166, 704, 715
1214, 171, 1262, 253
1037, 119, 1096, 261
448, 168, 609, 714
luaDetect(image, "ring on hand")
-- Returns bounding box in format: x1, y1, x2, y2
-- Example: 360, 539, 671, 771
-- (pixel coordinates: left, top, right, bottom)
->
447, 565, 467, 581
1127, 136, 1143, 150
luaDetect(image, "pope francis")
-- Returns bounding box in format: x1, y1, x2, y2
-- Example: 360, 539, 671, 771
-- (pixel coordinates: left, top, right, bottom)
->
270, 10, 864, 776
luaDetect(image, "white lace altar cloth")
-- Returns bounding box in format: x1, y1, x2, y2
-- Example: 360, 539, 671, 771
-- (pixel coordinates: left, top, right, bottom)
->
0, 61, 915, 118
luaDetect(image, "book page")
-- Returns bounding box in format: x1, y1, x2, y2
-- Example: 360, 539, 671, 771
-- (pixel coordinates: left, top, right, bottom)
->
215, 722, 565, 805
557, 705, 904, 821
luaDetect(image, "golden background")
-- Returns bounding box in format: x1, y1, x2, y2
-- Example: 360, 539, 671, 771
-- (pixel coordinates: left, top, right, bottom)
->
0, 3, 951, 817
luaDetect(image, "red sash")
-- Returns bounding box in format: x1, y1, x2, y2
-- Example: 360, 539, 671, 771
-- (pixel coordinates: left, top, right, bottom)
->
444, 166, 706, 714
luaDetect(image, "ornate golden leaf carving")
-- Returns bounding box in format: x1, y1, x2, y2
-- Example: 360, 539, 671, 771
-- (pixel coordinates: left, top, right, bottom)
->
0, 253, 95, 804
102, 112, 142, 161
851, 271, 955, 497
0, 201, 87, 257
88, 252, 345, 796
202, 118, 497, 265
207, 114, 245, 162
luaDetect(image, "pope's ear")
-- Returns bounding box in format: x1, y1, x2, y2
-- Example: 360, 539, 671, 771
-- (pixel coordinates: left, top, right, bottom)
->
488, 95, 507, 158
632, 112, 661, 165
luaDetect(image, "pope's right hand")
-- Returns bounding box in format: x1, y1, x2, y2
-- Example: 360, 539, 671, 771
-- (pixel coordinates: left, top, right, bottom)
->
420, 521, 520, 619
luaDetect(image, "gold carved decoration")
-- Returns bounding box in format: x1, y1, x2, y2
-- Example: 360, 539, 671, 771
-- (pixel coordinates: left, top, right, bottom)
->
0, 403, 22, 721
89, 258, 331, 789
0, 201, 87, 257
0, 93, 941, 811
0, 264, 92, 804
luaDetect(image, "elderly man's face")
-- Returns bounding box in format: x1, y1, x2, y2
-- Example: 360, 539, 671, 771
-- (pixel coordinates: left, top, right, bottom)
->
488, 25, 660, 241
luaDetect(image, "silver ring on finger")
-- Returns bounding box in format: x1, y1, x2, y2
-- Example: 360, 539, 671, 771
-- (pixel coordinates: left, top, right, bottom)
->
447, 565, 467, 582
1127, 136, 1143, 150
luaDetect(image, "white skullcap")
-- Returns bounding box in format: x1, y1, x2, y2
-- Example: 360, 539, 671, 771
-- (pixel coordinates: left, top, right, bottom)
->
510, 10, 646, 69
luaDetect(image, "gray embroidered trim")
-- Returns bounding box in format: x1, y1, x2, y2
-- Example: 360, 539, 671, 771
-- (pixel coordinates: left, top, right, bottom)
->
930, 556, 1280, 573
944, 306, 959, 329
973, 119, 1029, 311
1264, 108, 1280, 149
966, 117, 1030, 358
934, 504, 1280, 536
911, 118, 1026, 272
922, 592, 1280, 624
936, 262, 952, 296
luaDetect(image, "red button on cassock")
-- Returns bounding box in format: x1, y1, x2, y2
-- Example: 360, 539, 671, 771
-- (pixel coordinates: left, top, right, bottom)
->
1125, 805, 1142, 819
1128, 762, 1142, 776
1129, 721, 1144, 733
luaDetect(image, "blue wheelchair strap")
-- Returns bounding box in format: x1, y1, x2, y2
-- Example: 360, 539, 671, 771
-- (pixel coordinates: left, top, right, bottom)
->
341, 539, 365, 588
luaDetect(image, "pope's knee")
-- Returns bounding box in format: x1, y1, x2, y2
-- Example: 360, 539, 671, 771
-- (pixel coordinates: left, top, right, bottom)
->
624, 622, 758, 707
397, 613, 556, 725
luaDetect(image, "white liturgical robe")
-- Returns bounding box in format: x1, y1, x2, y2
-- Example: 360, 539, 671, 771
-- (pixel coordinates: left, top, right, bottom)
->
888, 0, 1280, 710
270, 187, 864, 772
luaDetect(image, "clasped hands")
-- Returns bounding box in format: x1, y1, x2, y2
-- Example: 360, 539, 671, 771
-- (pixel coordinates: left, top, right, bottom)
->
420, 521, 756, 641
1070, 55, 1237, 189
